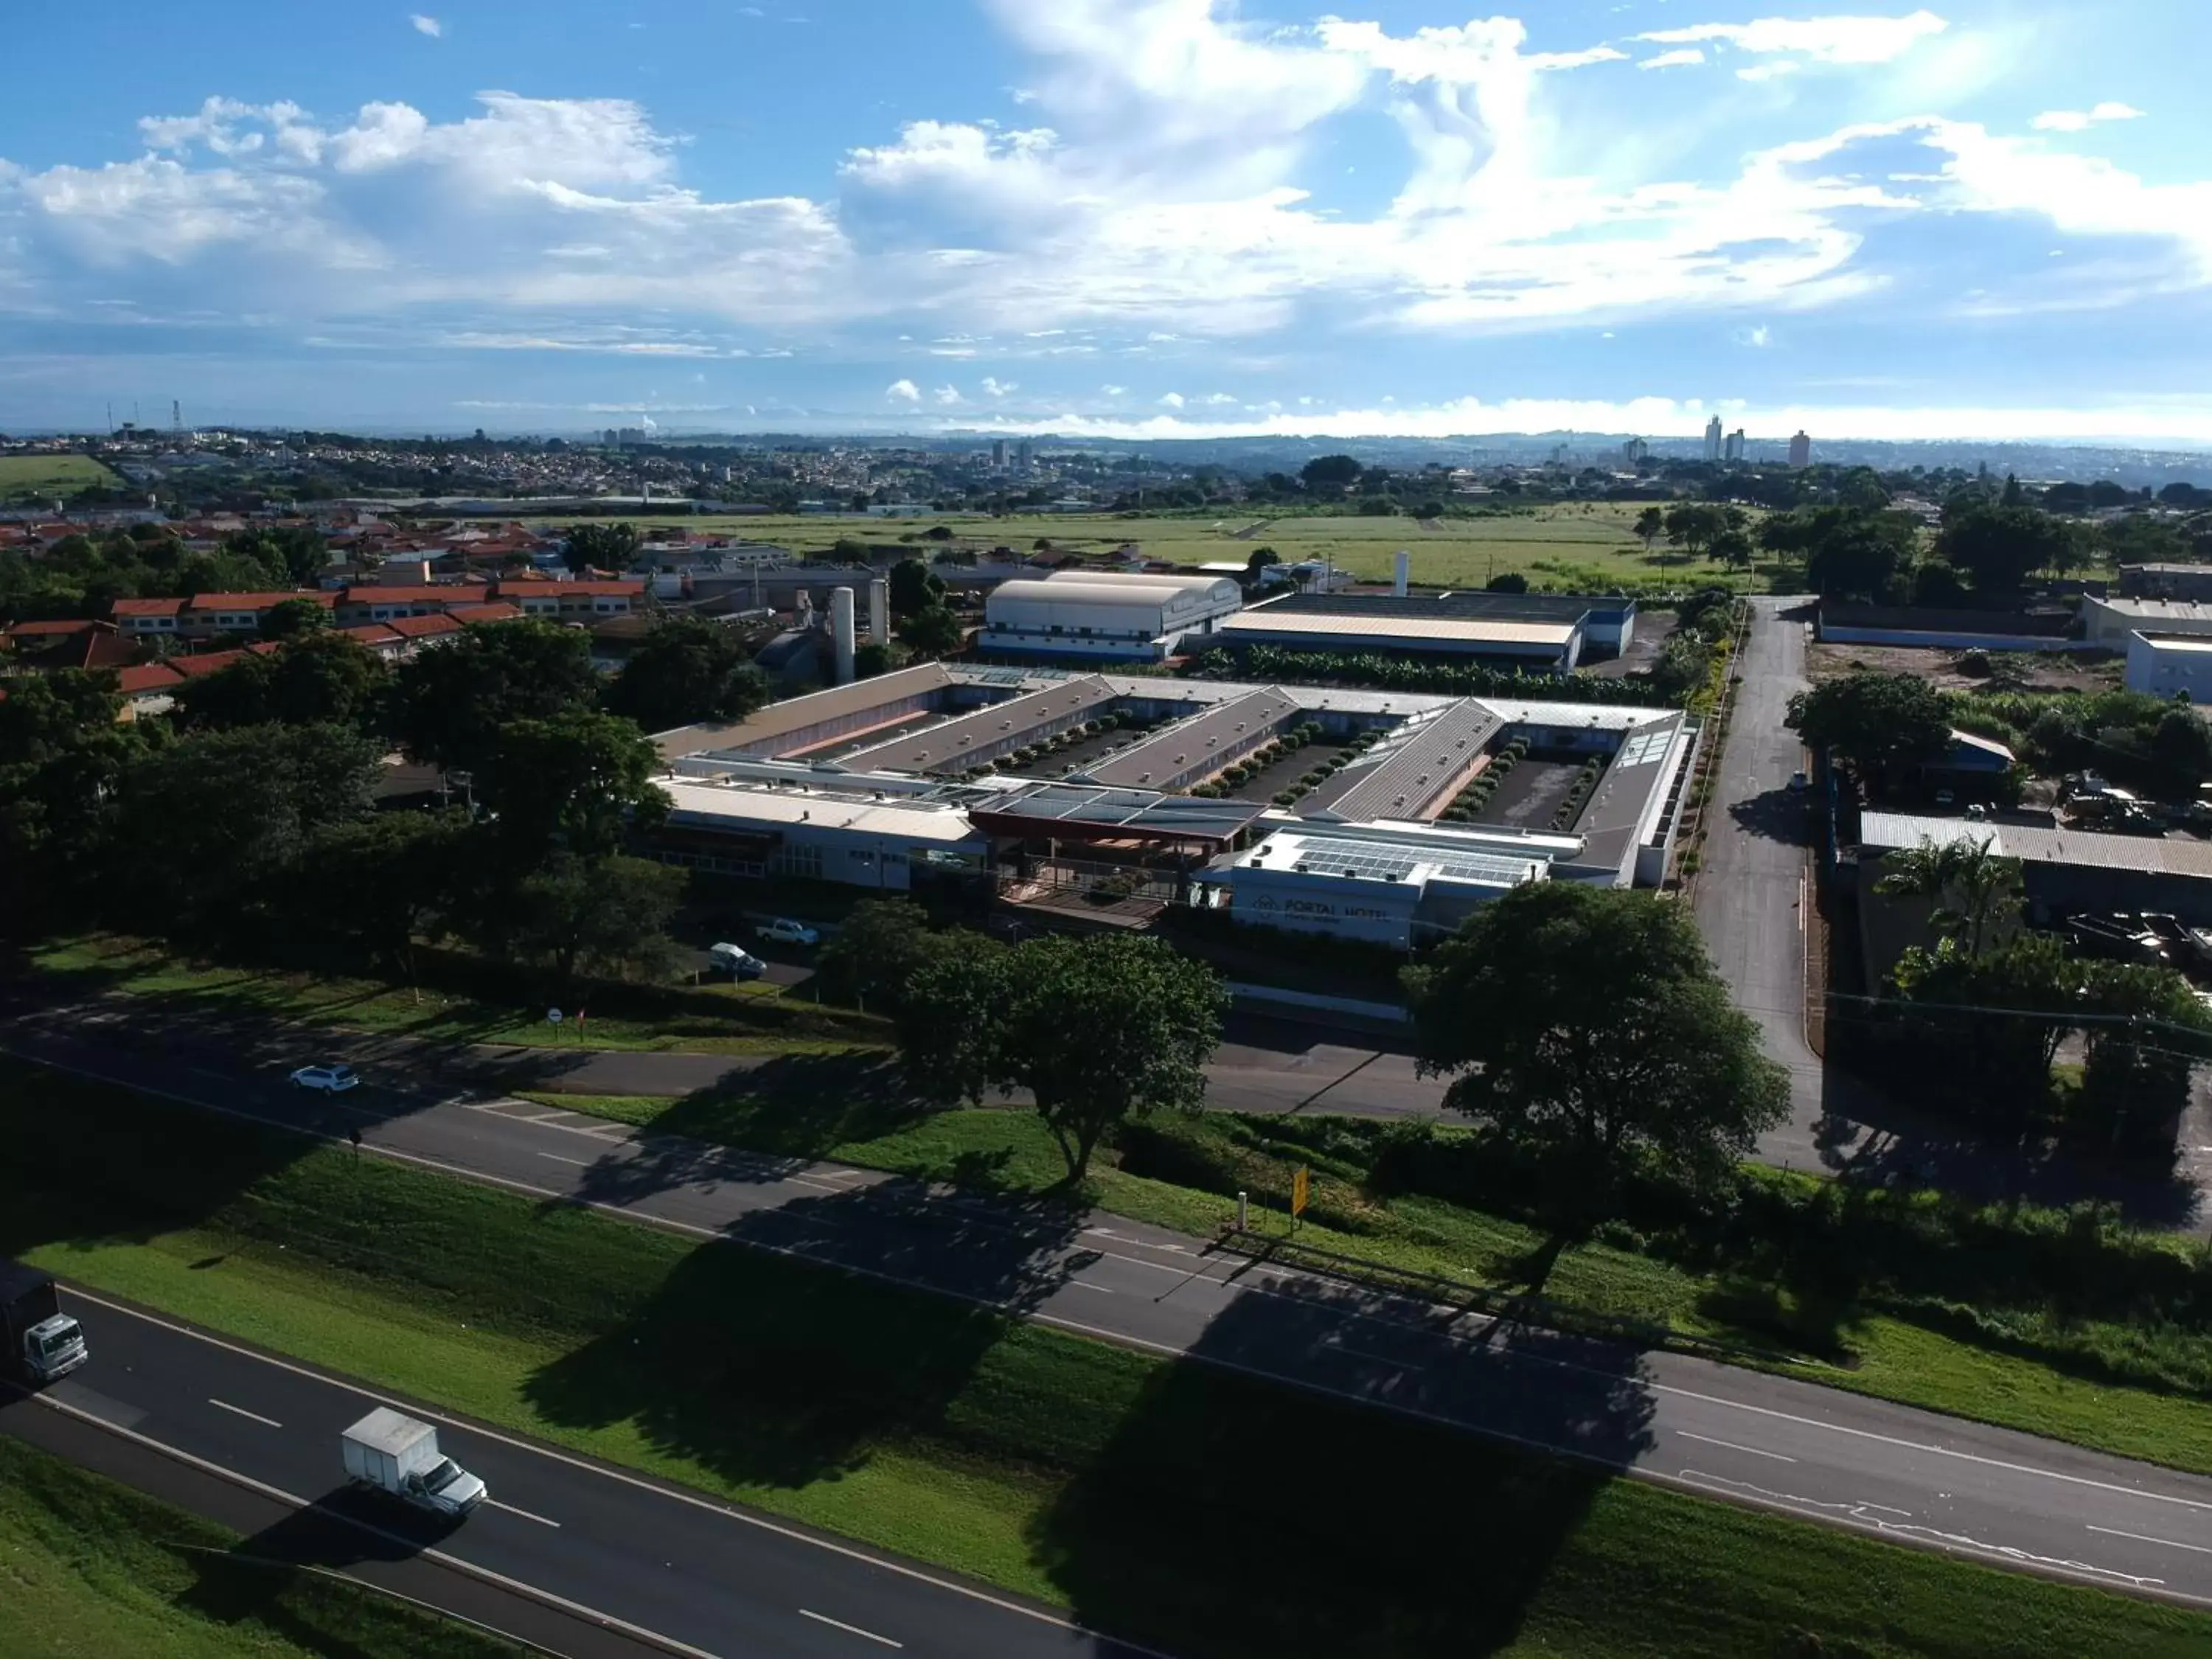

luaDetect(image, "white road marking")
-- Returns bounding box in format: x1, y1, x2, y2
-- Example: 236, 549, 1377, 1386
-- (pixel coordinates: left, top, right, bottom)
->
208, 1397, 282, 1430
1061, 1279, 1116, 1294
2089, 1526, 2212, 1557
1676, 1430, 1796, 1464
537, 1152, 594, 1167
486, 1498, 561, 1528
798, 1609, 902, 1648
515, 1110, 572, 1124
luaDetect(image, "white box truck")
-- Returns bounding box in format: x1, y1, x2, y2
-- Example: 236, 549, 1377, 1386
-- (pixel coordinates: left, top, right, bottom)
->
341, 1408, 487, 1518
2, 1261, 88, 1385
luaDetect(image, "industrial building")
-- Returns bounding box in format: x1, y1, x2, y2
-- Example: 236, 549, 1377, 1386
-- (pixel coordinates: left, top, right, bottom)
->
640, 664, 1700, 941
2126, 632, 2212, 699
976, 570, 1244, 661
2118, 564, 2212, 602
1857, 811, 2212, 983
1212, 591, 1638, 672
2082, 595, 2212, 650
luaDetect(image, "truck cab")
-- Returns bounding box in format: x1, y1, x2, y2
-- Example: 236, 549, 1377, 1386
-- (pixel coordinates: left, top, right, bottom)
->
2, 1262, 88, 1385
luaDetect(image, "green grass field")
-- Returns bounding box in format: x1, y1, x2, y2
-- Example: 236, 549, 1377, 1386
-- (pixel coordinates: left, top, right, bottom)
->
0, 453, 123, 502
508, 1082, 2212, 1479
27, 934, 886, 1056
6, 1061, 2208, 1659
0, 1434, 520, 1659
519, 504, 1775, 594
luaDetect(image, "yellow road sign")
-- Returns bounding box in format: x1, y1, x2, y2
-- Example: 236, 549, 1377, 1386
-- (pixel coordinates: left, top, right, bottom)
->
1291, 1166, 1310, 1217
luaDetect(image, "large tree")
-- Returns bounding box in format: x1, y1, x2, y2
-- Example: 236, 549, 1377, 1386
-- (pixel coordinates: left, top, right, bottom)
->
1938, 504, 2081, 592
1402, 883, 1787, 1234
0, 670, 147, 918
886, 557, 945, 618
112, 723, 381, 941
473, 852, 686, 992
1760, 507, 1913, 599
815, 898, 990, 1014
603, 616, 771, 733
1785, 672, 1952, 781
388, 619, 601, 773
564, 521, 641, 574
1873, 837, 2023, 959
1299, 455, 1363, 493
901, 933, 1227, 1183
897, 604, 966, 659
473, 709, 670, 861
296, 810, 471, 981
173, 630, 390, 734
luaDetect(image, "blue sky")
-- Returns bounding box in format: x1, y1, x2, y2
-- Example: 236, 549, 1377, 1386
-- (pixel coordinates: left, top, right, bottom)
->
3, 1, 2209, 444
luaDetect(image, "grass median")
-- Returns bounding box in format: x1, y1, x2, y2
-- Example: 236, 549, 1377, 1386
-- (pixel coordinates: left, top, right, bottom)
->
25, 933, 884, 1055
8, 1060, 2212, 1659
514, 1074, 2212, 1478
0, 1433, 521, 1659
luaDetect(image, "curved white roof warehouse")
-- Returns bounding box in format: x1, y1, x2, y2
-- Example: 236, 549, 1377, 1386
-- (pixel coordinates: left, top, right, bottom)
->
981, 571, 1242, 661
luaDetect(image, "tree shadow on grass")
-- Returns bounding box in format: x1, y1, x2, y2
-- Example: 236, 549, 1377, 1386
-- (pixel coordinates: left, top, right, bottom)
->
1029, 1278, 1659, 1659
648, 1049, 927, 1158
521, 1180, 1085, 1494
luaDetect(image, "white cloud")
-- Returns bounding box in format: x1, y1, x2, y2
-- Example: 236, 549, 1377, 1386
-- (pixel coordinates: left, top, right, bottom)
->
1099, 383, 1127, 395
1157, 391, 1184, 408
1636, 10, 1949, 65
1203, 392, 1237, 405
980, 375, 1017, 396
933, 383, 961, 405
1737, 61, 1804, 82
2032, 102, 2146, 133
1743, 324, 1773, 347
885, 378, 919, 402
1639, 49, 1706, 71
409, 13, 442, 38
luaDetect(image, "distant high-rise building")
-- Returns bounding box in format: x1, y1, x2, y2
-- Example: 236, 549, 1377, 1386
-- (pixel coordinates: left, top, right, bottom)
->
1621, 437, 1648, 464
990, 438, 1009, 468
604, 428, 620, 448
1789, 430, 1812, 467
1704, 416, 1724, 463
1015, 439, 1033, 473
1725, 429, 1747, 463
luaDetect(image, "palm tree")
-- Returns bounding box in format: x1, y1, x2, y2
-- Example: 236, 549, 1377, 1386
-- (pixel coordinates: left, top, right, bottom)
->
1875, 835, 2023, 957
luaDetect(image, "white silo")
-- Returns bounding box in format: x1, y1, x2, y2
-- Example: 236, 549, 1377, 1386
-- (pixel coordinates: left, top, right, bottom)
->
830, 586, 857, 684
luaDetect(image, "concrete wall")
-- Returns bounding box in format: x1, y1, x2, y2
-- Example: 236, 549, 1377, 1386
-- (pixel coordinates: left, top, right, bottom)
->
2125, 633, 2212, 699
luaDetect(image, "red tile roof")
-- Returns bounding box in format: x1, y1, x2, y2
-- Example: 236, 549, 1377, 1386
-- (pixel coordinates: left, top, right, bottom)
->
111, 597, 186, 618
4, 618, 103, 637
348, 585, 493, 606
116, 663, 185, 695
167, 650, 246, 678
185, 591, 335, 613
382, 613, 465, 639
446, 602, 524, 622
501, 579, 645, 599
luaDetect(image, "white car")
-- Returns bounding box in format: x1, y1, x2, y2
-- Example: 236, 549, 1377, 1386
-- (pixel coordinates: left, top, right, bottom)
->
757, 918, 821, 947
289, 1064, 361, 1093
707, 942, 768, 979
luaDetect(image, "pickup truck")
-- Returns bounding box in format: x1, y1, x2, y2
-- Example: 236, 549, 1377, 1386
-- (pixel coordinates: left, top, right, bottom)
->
341, 1407, 487, 1518
2, 1261, 89, 1385
756, 917, 820, 947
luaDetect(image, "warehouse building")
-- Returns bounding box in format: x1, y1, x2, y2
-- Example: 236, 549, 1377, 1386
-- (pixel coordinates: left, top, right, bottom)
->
2082, 595, 2212, 650
1079, 686, 1303, 791
1203, 822, 1549, 947
649, 771, 993, 890
977, 570, 1243, 661
1211, 591, 1637, 672
2124, 632, 2212, 700
838, 675, 1120, 774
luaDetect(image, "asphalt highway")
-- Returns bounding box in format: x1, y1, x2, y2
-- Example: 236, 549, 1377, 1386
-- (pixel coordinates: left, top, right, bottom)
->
5, 1290, 1155, 1659
11, 1019, 2212, 1617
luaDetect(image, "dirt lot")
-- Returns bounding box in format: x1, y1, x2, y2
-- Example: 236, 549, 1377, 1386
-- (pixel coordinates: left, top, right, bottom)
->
1807, 639, 2123, 693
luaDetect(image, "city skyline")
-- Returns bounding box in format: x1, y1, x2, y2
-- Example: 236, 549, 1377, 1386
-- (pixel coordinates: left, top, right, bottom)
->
3, 1, 2210, 443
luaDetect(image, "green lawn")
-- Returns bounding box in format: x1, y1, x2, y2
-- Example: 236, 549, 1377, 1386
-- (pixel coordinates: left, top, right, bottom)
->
513, 504, 1778, 594
5, 1060, 2207, 1659
510, 1079, 2212, 1479
25, 934, 886, 1056
0, 1434, 520, 1659
0, 453, 122, 502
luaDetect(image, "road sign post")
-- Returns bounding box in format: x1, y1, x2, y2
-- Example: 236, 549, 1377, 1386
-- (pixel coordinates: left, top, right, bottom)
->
1290, 1166, 1310, 1228
546, 1007, 563, 1040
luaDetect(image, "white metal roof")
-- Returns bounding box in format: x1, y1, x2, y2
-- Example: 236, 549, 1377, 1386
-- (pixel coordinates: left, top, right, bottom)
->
2132, 632, 2212, 655
1860, 811, 2212, 876
658, 777, 987, 844
1216, 611, 1576, 647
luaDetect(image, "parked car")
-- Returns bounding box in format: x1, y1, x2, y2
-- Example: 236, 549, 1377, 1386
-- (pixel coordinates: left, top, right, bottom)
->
756, 918, 821, 947
707, 942, 768, 980
288, 1065, 360, 1093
